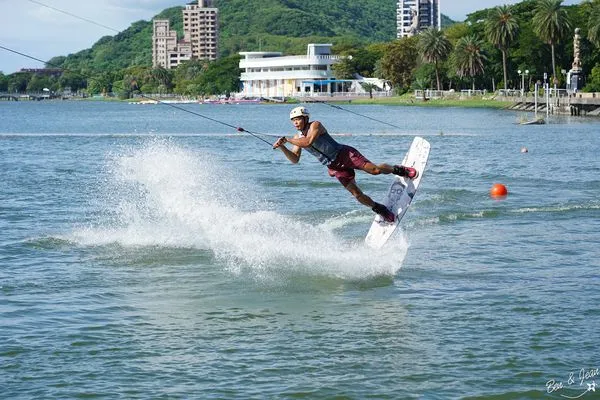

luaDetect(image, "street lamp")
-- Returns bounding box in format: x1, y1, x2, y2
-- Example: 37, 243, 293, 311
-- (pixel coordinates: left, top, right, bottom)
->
518, 69, 529, 96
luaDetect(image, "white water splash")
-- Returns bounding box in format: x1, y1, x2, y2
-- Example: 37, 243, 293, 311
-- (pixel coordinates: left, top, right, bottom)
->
69, 139, 408, 279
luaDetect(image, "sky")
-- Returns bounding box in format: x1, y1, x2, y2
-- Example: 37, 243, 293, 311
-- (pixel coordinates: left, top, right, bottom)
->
0, 0, 583, 74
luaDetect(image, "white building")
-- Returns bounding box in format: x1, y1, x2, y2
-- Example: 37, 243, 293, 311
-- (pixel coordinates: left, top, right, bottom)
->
397, 0, 441, 38
238, 44, 344, 98
152, 0, 218, 69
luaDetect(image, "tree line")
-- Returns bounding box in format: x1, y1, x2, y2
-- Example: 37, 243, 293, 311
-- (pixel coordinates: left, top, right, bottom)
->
1, 0, 599, 97
333, 0, 600, 94
0, 56, 241, 99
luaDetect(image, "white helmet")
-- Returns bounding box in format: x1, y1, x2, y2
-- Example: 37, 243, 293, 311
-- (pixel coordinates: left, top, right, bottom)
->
290, 106, 309, 120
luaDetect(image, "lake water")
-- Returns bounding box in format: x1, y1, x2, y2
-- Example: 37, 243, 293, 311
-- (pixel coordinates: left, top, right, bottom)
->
1, 101, 599, 399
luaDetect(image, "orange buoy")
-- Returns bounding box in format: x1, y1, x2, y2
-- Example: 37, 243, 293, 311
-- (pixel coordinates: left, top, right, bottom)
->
490, 183, 508, 198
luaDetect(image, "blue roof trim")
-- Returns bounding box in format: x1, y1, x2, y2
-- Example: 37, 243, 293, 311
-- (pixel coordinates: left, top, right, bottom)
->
302, 79, 353, 85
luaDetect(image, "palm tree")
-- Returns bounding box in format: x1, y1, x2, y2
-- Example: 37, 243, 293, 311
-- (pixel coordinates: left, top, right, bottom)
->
412, 77, 430, 101
151, 67, 172, 86
585, 0, 600, 46
150, 67, 174, 93
485, 5, 519, 91
453, 35, 487, 90
87, 72, 113, 96
532, 0, 572, 84
360, 82, 378, 98
332, 57, 355, 80
418, 28, 452, 90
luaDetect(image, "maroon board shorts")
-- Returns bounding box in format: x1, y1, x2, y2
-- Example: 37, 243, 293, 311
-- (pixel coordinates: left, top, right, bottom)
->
327, 145, 371, 187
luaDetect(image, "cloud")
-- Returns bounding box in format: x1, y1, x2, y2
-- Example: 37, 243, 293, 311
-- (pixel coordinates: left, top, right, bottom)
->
0, 0, 182, 72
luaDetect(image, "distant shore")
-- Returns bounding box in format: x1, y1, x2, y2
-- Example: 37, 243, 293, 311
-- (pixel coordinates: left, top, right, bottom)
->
5, 93, 600, 117
294, 93, 513, 110
347, 96, 512, 109
294, 93, 600, 116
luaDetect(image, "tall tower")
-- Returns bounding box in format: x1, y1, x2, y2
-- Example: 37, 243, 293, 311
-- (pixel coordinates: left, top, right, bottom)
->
397, 0, 440, 38
152, 0, 219, 69
183, 0, 219, 61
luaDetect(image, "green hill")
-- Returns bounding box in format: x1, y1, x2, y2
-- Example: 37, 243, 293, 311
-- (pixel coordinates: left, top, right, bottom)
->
51, 0, 455, 71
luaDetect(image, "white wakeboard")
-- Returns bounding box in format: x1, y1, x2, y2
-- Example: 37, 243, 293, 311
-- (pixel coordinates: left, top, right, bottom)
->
365, 136, 430, 249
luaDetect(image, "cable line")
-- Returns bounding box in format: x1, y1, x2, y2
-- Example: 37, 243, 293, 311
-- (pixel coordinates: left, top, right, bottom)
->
6, 2, 403, 140
20, 1, 401, 134
0, 44, 274, 147
27, 0, 121, 33
314, 101, 405, 131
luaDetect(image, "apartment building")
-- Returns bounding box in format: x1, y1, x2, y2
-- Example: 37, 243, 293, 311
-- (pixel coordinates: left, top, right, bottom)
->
152, 0, 218, 69
183, 0, 219, 61
152, 20, 184, 69
397, 0, 441, 38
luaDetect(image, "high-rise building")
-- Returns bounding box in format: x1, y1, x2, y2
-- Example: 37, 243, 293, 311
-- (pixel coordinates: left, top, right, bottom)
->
396, 0, 440, 38
152, 0, 218, 69
152, 20, 185, 69
183, 0, 219, 61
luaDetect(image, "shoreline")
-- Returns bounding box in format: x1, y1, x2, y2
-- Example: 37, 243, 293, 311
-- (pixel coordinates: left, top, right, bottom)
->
4, 94, 600, 117
347, 96, 512, 109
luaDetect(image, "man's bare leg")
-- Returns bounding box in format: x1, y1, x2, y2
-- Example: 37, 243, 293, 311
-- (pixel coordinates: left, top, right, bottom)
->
360, 162, 394, 175
344, 181, 375, 207
361, 162, 418, 179
344, 181, 395, 222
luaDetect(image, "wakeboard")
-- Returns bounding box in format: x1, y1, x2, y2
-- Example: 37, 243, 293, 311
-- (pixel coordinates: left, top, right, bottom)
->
365, 136, 430, 249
